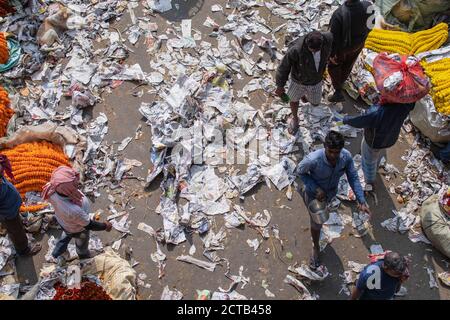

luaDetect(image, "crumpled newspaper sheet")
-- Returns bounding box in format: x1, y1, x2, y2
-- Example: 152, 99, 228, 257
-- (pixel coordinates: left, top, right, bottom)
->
160, 285, 183, 300
220, 266, 250, 292
424, 267, 439, 289
212, 290, 247, 300
0, 283, 20, 299
138, 222, 166, 279
284, 275, 317, 300
319, 212, 348, 252
157, 197, 186, 245
288, 264, 330, 281
381, 209, 417, 234
176, 255, 217, 272
0, 237, 14, 271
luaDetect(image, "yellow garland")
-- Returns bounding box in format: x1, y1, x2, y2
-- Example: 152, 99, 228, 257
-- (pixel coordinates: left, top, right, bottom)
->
365, 23, 449, 55
421, 58, 450, 115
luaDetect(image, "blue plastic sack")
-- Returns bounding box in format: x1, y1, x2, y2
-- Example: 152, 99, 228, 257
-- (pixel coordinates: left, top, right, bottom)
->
0, 38, 21, 73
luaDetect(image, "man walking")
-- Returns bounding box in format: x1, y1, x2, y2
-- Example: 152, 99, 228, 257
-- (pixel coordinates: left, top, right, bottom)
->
351, 251, 410, 300
297, 131, 370, 268
275, 30, 333, 134
42, 166, 112, 264
337, 101, 416, 190
328, 0, 373, 103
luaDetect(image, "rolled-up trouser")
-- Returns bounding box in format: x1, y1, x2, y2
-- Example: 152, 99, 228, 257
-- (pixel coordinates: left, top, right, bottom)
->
1, 212, 29, 255
361, 138, 384, 184
52, 229, 90, 259
300, 187, 322, 231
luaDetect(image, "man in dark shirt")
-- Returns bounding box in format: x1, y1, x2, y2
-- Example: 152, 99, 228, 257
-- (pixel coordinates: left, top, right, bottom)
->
328, 0, 373, 103
337, 102, 416, 189
351, 251, 409, 300
275, 31, 333, 134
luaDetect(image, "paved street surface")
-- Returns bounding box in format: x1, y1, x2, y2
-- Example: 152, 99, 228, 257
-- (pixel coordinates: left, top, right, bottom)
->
13, 1, 450, 300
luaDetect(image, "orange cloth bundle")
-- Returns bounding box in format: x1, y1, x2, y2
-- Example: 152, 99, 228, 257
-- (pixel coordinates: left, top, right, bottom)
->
0, 86, 14, 137
1, 141, 71, 212
0, 32, 9, 64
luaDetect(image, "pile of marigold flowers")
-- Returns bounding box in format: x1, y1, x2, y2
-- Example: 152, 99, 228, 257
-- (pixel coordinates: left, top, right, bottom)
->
0, 86, 14, 137
365, 23, 448, 55
421, 57, 450, 115
0, 32, 9, 64
53, 281, 112, 300
1, 141, 71, 212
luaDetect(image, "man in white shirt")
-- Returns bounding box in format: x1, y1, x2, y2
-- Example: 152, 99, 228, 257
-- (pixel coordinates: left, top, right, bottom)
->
42, 166, 112, 263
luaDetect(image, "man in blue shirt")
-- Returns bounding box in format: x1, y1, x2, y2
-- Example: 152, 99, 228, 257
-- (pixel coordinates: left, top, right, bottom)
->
297, 131, 370, 268
352, 251, 409, 300
339, 102, 416, 190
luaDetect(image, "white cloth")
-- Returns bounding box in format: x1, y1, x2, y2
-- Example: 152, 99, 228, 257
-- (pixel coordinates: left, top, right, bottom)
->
49, 193, 91, 234
313, 51, 321, 72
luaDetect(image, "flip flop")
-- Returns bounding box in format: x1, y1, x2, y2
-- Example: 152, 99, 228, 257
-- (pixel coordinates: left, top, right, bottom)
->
288, 117, 299, 135
19, 243, 42, 256
309, 255, 321, 270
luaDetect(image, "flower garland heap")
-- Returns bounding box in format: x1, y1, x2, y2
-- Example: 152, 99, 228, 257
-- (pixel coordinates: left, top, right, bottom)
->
421, 57, 450, 115
53, 281, 112, 300
1, 141, 71, 212
0, 86, 14, 137
0, 32, 9, 64
365, 23, 449, 55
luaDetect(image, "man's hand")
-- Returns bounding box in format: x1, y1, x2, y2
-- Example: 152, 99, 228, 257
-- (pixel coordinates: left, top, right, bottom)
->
358, 202, 372, 218
329, 55, 338, 65
316, 188, 326, 202
104, 221, 112, 232
275, 87, 285, 98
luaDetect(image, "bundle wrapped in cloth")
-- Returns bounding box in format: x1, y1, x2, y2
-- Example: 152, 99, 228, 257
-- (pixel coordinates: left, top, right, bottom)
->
373, 53, 430, 104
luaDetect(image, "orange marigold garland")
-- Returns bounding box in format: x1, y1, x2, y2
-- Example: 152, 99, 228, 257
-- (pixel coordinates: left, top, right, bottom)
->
1, 141, 71, 212
0, 32, 9, 64
0, 86, 14, 137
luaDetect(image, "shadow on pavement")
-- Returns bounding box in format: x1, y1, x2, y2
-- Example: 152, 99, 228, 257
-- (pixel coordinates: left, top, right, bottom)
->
158, 0, 205, 22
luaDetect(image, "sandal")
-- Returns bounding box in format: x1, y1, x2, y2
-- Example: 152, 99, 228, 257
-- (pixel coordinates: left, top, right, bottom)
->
309, 254, 321, 270
19, 243, 42, 256
288, 117, 299, 135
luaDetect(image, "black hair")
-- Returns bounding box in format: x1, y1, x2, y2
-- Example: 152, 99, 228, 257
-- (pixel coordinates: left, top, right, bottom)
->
306, 31, 323, 50
384, 252, 407, 273
325, 131, 345, 149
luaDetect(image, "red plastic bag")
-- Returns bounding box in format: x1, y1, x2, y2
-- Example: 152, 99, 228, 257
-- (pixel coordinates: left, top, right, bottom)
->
373, 53, 430, 104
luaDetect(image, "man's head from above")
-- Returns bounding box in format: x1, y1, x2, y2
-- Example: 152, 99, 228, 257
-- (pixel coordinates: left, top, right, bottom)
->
306, 31, 323, 53
324, 131, 345, 164
383, 251, 408, 278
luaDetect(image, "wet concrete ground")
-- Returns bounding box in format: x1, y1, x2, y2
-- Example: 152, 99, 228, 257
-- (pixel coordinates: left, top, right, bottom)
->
14, 1, 450, 299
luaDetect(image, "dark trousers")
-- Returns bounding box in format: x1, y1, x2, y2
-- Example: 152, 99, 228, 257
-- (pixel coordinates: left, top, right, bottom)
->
52, 230, 90, 259
328, 42, 365, 91
1, 213, 29, 254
